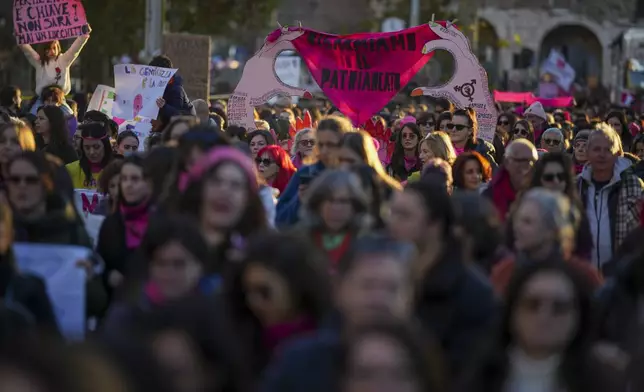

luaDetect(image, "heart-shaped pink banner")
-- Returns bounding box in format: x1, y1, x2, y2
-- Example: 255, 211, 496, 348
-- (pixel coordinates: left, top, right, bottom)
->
292, 24, 442, 126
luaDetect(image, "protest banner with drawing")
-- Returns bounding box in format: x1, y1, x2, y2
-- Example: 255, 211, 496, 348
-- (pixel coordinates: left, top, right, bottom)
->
162, 33, 211, 101
14, 243, 90, 340
13, 0, 89, 45
112, 64, 177, 120
87, 84, 115, 117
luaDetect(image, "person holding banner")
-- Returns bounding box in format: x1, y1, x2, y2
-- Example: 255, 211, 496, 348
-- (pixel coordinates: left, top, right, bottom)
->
66, 122, 113, 189
18, 26, 91, 115
148, 55, 195, 125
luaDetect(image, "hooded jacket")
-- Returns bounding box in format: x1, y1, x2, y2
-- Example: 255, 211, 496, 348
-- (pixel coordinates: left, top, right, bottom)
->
159, 74, 195, 122
577, 157, 644, 268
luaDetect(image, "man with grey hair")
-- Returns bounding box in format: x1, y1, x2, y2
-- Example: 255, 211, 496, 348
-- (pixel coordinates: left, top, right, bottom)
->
191, 99, 214, 126
577, 124, 644, 269
483, 139, 538, 221
540, 127, 565, 153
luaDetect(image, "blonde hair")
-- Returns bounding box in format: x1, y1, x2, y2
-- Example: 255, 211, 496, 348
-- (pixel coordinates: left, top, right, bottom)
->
341, 130, 402, 191
6, 118, 36, 151
254, 120, 270, 131
589, 123, 623, 156
422, 131, 456, 165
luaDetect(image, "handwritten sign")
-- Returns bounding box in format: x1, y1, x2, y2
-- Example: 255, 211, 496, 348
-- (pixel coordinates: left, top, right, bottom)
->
87, 84, 115, 117
14, 242, 89, 340
410, 22, 498, 142
228, 27, 313, 130
112, 64, 177, 120
162, 33, 211, 101
13, 0, 89, 45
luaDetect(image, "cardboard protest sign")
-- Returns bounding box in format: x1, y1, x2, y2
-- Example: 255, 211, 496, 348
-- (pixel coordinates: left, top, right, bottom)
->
13, 0, 89, 45
228, 26, 313, 130
14, 243, 89, 340
291, 25, 441, 126
162, 33, 211, 101
87, 84, 115, 117
411, 22, 498, 142
73, 188, 106, 216
112, 64, 177, 120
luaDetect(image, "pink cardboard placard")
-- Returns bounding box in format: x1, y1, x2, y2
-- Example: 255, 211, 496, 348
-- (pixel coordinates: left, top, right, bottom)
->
411, 22, 498, 142
13, 0, 89, 45
228, 27, 313, 130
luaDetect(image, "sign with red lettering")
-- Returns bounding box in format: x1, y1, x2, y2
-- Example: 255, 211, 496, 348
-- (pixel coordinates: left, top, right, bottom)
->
13, 0, 89, 45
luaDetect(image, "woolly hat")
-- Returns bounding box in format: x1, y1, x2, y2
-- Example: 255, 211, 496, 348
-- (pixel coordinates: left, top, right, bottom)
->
179, 146, 257, 193
524, 102, 547, 121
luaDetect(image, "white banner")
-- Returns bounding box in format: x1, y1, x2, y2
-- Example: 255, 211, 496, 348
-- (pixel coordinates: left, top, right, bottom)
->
275, 55, 302, 104
13, 243, 90, 341
112, 64, 178, 120
118, 118, 153, 151
87, 85, 116, 117
540, 50, 576, 92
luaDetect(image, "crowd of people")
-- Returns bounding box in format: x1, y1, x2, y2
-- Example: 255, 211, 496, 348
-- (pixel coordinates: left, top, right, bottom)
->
0, 32, 643, 392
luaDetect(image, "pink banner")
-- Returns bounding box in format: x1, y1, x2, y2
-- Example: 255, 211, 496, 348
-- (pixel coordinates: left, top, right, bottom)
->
493, 91, 534, 103
292, 25, 441, 126
526, 96, 574, 108
13, 0, 88, 45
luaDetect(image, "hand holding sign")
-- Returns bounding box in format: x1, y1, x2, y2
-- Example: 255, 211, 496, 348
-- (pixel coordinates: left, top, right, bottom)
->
411, 22, 498, 142
228, 25, 313, 130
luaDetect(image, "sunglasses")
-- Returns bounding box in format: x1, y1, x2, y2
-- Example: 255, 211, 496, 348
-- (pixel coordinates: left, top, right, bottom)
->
498, 120, 509, 126
401, 132, 417, 140
446, 124, 468, 132
299, 139, 315, 148
8, 175, 40, 186
513, 128, 529, 136
542, 172, 565, 182
255, 158, 275, 166
543, 138, 561, 146
519, 295, 575, 316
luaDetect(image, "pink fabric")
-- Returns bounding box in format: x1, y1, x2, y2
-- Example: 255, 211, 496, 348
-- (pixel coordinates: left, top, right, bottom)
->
401, 116, 416, 125
291, 25, 443, 126
144, 281, 165, 305
263, 315, 316, 353
120, 200, 150, 249
454, 146, 465, 155
493, 91, 534, 103
403, 156, 418, 172
90, 162, 103, 173
629, 122, 641, 137
180, 147, 257, 193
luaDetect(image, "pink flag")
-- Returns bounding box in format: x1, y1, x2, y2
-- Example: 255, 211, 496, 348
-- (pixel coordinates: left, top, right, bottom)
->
493, 91, 534, 103
13, 0, 88, 45
292, 25, 442, 126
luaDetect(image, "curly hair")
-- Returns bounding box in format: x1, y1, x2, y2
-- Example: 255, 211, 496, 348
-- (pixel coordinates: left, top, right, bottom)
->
452, 151, 492, 189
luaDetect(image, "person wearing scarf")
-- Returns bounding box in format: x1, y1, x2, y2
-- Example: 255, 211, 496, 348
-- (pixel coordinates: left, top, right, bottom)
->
97, 155, 153, 297
66, 122, 113, 189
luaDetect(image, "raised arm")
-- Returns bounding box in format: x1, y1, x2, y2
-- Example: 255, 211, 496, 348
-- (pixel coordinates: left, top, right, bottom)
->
18, 43, 41, 68
59, 34, 90, 67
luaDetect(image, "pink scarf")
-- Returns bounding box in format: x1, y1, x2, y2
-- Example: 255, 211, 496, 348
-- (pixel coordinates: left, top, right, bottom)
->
403, 156, 418, 172
263, 315, 316, 353
90, 162, 103, 173
144, 281, 165, 305
454, 146, 465, 156
120, 199, 151, 249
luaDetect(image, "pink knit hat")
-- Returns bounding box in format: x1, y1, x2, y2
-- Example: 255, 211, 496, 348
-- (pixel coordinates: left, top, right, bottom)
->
401, 116, 416, 126
179, 146, 257, 193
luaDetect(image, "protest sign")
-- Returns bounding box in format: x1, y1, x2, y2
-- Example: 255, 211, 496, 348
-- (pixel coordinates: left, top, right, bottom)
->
118, 117, 152, 151
228, 27, 313, 130
14, 242, 89, 340
87, 84, 115, 117
163, 33, 211, 101
291, 25, 440, 126
13, 0, 89, 45
73, 188, 106, 216
410, 22, 498, 142
112, 64, 177, 120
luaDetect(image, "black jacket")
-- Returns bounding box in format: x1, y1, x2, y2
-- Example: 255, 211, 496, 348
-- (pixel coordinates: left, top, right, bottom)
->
414, 246, 498, 376
43, 143, 78, 165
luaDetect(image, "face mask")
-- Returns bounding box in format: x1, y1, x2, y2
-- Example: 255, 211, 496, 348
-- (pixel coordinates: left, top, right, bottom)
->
123, 151, 135, 157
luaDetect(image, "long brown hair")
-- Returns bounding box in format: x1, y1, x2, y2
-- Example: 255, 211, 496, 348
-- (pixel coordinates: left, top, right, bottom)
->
39, 41, 61, 66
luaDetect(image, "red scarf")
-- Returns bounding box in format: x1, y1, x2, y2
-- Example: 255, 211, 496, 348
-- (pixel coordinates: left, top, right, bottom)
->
490, 169, 517, 222
120, 199, 151, 249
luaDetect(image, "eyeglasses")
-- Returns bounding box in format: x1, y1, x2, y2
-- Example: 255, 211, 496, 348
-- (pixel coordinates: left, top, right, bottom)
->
519, 295, 575, 316
255, 158, 275, 166
8, 175, 40, 186
506, 156, 535, 165
513, 128, 529, 137
401, 132, 417, 140
498, 120, 509, 126
542, 172, 565, 182
299, 139, 315, 148
543, 138, 562, 146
